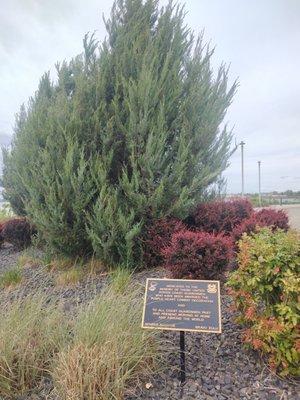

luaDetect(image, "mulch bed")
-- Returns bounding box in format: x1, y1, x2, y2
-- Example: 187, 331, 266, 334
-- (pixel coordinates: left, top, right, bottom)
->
0, 244, 299, 400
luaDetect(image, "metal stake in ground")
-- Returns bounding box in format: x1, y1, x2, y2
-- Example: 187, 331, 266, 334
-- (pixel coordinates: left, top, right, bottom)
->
142, 279, 222, 394
179, 331, 186, 386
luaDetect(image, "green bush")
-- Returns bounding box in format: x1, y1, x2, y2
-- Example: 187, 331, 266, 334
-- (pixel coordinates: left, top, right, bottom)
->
2, 0, 236, 267
0, 204, 14, 222
0, 205, 14, 247
227, 228, 300, 376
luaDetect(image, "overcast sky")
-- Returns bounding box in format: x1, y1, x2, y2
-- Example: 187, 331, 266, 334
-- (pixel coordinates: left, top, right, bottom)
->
0, 0, 299, 193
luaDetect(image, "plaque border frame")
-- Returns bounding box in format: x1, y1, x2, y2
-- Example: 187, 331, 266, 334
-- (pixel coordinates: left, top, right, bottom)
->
141, 278, 222, 334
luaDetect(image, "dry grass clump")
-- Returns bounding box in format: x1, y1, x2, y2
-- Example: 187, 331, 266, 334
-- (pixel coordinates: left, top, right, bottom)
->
109, 266, 133, 294
0, 295, 68, 397
47, 257, 83, 286
53, 286, 161, 400
50, 256, 106, 286
56, 267, 85, 286
17, 254, 40, 269
0, 267, 22, 289
0, 272, 163, 399
46, 256, 79, 272
84, 256, 106, 275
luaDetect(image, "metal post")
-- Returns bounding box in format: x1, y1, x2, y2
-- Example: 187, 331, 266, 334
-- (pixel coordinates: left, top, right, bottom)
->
258, 161, 261, 206
240, 141, 245, 196
179, 331, 186, 386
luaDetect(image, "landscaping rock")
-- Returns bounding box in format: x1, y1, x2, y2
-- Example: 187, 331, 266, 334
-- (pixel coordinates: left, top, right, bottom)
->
0, 245, 299, 400
0, 243, 23, 274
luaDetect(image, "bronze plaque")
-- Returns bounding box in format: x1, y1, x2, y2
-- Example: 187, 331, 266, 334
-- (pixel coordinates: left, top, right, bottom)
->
142, 278, 221, 333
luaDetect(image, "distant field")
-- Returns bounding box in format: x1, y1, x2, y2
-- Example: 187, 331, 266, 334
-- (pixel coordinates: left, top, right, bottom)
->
272, 204, 300, 231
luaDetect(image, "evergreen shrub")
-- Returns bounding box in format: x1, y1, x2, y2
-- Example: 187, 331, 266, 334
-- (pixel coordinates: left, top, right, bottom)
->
163, 230, 233, 280
0, 207, 12, 247
227, 228, 300, 376
188, 199, 253, 234
2, 0, 237, 267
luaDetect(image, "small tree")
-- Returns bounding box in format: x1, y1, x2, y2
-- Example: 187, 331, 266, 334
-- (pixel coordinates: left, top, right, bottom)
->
2, 0, 237, 267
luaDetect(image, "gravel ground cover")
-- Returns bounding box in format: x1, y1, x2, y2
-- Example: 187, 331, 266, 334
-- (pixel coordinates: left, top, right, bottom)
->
0, 245, 299, 400
0, 244, 24, 274
131, 297, 299, 400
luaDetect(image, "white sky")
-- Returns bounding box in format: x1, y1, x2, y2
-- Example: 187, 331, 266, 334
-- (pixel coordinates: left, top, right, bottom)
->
0, 0, 299, 193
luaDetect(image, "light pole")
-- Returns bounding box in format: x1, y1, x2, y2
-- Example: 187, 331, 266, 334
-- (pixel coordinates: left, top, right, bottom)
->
239, 141, 245, 196
258, 161, 262, 206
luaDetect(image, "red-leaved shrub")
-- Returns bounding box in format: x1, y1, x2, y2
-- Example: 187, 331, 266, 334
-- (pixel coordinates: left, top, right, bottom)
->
142, 217, 186, 268
0, 222, 4, 247
255, 208, 289, 230
231, 215, 264, 243
163, 230, 233, 280
232, 208, 289, 243
2, 218, 35, 249
188, 199, 253, 234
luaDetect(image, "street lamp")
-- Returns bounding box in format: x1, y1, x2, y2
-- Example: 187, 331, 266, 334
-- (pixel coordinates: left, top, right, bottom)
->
258, 161, 262, 206
237, 141, 245, 196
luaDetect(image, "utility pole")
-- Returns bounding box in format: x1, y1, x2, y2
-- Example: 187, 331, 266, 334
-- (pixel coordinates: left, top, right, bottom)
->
258, 161, 262, 206
239, 141, 245, 196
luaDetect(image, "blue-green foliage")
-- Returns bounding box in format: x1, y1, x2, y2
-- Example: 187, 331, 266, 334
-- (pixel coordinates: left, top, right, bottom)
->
2, 0, 237, 266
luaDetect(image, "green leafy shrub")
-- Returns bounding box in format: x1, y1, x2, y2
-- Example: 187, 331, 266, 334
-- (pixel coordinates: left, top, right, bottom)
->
227, 228, 300, 376
2, 0, 237, 267
0, 204, 14, 221
1, 139, 28, 216
0, 206, 13, 247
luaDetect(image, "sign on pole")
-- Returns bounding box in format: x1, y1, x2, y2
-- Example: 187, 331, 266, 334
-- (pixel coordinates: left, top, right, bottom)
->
142, 278, 221, 333
142, 278, 222, 389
